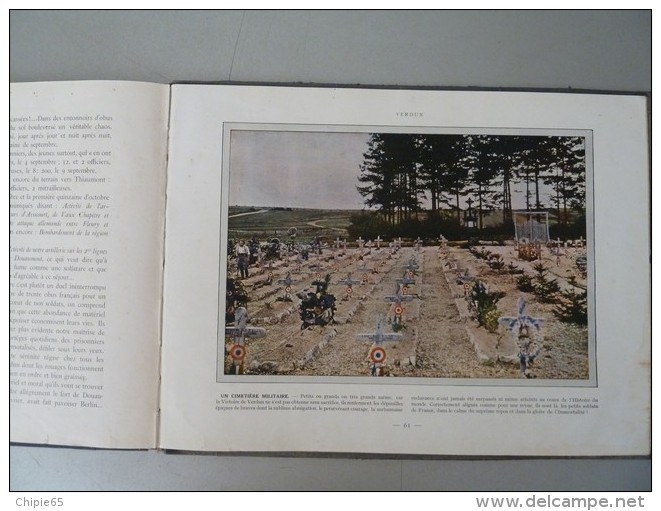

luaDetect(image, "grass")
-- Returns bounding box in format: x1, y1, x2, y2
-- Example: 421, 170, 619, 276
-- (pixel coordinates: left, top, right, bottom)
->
228, 206, 358, 241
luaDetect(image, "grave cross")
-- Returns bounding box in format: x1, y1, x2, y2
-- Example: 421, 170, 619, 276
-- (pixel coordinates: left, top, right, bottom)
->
403, 257, 419, 272
497, 297, 545, 378
384, 283, 415, 305
375, 235, 382, 249
415, 237, 423, 251
384, 284, 414, 324
358, 261, 371, 284
339, 272, 361, 287
225, 307, 266, 345
366, 251, 383, 273
339, 272, 361, 299
497, 297, 544, 335
311, 273, 330, 294
308, 249, 325, 271
396, 270, 416, 286
355, 316, 404, 376
277, 272, 297, 300
356, 236, 365, 249
356, 316, 404, 345
455, 270, 475, 296
225, 306, 266, 374
455, 269, 474, 284
277, 272, 296, 287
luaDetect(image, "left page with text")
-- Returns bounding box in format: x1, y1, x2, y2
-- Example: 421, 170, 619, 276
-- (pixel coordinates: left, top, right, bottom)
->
10, 81, 170, 448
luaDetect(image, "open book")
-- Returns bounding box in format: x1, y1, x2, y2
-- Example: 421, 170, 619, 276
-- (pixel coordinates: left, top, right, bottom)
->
9, 82, 650, 456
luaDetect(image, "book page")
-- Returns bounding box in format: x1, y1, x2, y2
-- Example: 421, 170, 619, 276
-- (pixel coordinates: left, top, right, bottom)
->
160, 84, 649, 455
10, 81, 169, 448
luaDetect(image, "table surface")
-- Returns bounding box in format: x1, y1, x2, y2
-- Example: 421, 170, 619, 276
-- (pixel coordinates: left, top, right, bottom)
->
9, 9, 651, 492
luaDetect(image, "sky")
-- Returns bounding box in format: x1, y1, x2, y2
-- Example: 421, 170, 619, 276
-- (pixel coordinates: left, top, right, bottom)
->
228, 129, 572, 212
229, 130, 370, 210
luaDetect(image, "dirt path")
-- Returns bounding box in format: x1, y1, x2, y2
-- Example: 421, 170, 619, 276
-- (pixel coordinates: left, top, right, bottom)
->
412, 248, 520, 378
305, 219, 348, 233
227, 209, 270, 219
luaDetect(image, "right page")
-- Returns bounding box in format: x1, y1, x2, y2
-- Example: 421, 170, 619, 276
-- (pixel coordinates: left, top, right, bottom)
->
160, 85, 650, 455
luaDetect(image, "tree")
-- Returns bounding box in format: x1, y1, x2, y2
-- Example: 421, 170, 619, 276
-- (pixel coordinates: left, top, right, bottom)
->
541, 137, 586, 236
418, 134, 469, 222
354, 132, 586, 239
357, 133, 423, 226
468, 135, 504, 229
512, 136, 549, 211
357, 134, 397, 224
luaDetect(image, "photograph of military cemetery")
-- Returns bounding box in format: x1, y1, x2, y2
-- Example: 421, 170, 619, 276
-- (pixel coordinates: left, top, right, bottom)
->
221, 128, 591, 381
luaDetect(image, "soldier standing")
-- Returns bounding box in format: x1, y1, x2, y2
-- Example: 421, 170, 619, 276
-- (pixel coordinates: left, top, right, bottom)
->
236, 239, 250, 279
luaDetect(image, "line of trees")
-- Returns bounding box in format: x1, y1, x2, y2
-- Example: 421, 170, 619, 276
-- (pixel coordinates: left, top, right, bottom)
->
355, 133, 586, 238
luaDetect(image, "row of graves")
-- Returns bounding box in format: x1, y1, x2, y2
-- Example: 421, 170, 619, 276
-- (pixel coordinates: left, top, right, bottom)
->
438, 220, 589, 379
439, 238, 549, 378
223, 235, 428, 377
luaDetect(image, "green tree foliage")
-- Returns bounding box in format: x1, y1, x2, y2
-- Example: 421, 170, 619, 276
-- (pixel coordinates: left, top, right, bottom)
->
540, 137, 586, 237
531, 263, 561, 303
417, 134, 469, 222
353, 133, 587, 240
357, 133, 423, 226
553, 276, 588, 325
469, 281, 505, 332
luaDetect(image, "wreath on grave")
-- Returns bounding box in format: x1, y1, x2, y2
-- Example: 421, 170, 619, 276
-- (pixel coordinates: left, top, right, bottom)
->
299, 274, 336, 329
226, 277, 249, 323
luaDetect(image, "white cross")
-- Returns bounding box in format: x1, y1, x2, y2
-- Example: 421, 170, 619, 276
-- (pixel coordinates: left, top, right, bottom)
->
498, 297, 545, 377
403, 257, 419, 271
396, 269, 416, 286
384, 283, 415, 306
498, 297, 544, 332
225, 307, 266, 346
356, 316, 403, 345
277, 272, 296, 287
339, 272, 361, 287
